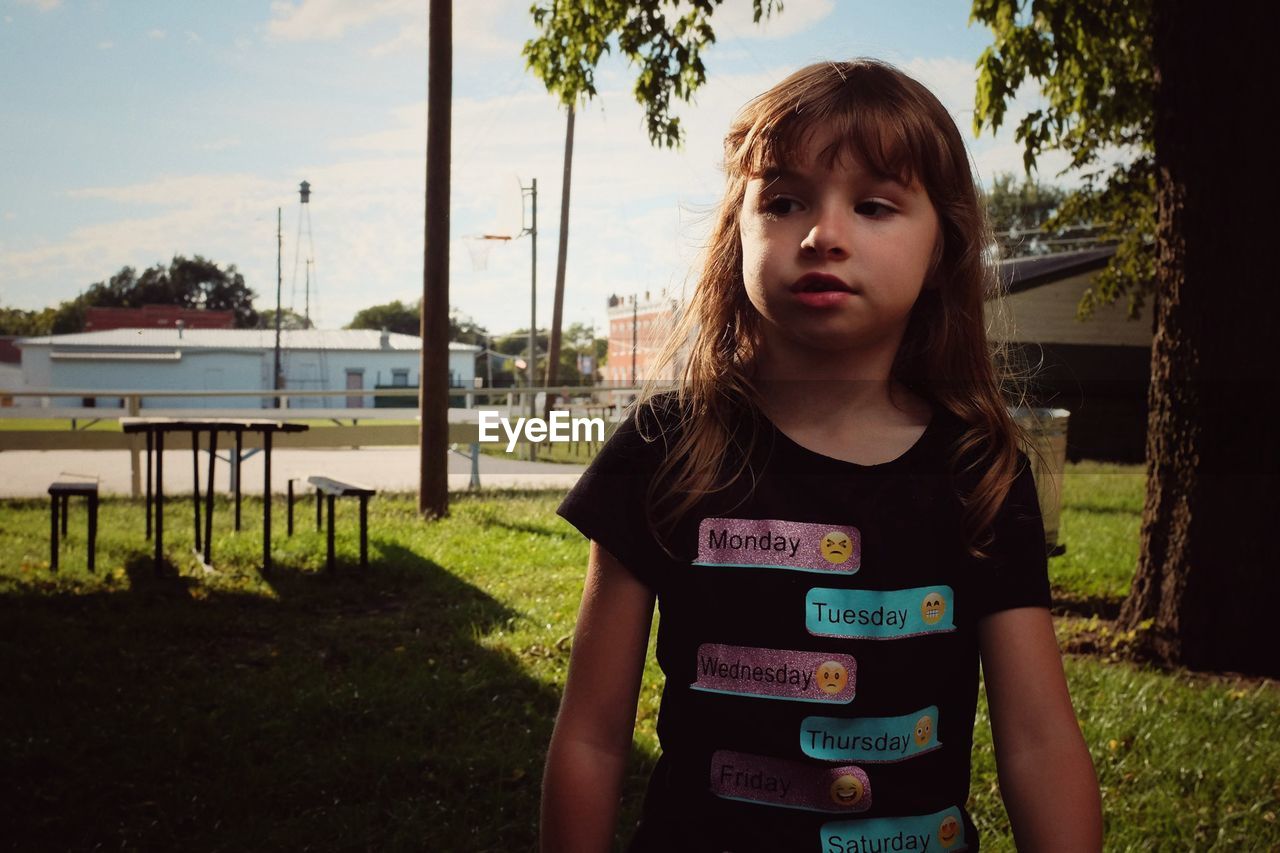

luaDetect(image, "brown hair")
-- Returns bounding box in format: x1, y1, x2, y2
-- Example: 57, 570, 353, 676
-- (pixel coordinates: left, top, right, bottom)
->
638, 59, 1039, 559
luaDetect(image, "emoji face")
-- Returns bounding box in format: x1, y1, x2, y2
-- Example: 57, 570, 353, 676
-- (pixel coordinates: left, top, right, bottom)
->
829, 774, 865, 807
938, 815, 960, 848
819, 531, 853, 565
913, 714, 933, 747
920, 592, 946, 625
815, 661, 848, 695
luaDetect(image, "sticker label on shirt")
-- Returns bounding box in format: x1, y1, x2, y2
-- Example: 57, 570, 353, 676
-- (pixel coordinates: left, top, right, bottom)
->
801, 706, 941, 762
695, 517, 861, 575
692, 643, 857, 704
821, 806, 968, 852
806, 586, 956, 639
709, 749, 872, 814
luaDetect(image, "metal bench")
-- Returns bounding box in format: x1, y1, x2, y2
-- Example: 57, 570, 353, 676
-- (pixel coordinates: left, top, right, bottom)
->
287, 476, 375, 571
48, 481, 99, 573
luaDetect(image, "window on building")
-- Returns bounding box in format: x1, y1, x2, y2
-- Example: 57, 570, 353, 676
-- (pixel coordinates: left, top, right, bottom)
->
391, 368, 409, 387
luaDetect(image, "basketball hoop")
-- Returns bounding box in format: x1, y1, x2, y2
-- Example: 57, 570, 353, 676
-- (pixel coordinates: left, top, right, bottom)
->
464, 234, 512, 272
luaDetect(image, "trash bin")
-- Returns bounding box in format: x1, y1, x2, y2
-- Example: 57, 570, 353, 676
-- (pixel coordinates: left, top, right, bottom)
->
1010, 407, 1070, 556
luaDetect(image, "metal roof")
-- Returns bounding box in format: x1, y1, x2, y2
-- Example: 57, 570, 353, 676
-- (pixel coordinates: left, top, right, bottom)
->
16, 328, 481, 353
998, 246, 1118, 295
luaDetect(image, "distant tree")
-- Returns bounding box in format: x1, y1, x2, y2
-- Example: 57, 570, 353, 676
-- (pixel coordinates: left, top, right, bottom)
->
79, 256, 259, 328
0, 306, 55, 336
346, 300, 420, 336
258, 308, 312, 330
984, 173, 1100, 259
448, 309, 489, 346
985, 172, 1066, 233
347, 301, 491, 345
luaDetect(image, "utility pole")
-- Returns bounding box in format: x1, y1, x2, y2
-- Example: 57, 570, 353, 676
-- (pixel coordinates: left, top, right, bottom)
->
545, 105, 574, 394
525, 178, 538, 461
273, 207, 283, 409
420, 0, 451, 518
630, 294, 638, 386
526, 178, 538, 406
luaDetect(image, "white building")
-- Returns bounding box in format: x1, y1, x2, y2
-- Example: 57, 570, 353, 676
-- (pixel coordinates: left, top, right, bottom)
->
14, 328, 481, 409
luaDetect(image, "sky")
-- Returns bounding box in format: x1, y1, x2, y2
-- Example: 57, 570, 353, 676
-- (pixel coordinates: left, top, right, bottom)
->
0, 0, 1081, 337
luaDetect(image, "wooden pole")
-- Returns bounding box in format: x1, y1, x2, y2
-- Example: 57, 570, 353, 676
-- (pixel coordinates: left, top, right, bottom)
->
545, 105, 574, 396
420, 0, 452, 518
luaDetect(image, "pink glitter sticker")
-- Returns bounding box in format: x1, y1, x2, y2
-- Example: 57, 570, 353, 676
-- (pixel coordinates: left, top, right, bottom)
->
695, 517, 861, 574
692, 643, 856, 704
710, 749, 872, 813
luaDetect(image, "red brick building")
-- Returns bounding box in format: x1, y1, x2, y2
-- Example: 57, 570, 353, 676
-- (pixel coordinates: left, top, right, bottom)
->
85, 305, 236, 331
604, 291, 681, 385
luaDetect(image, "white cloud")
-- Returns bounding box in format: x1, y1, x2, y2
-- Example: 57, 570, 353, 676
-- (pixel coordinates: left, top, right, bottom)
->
147, 28, 166, 40
262, 0, 533, 57
706, 0, 836, 40
97, 40, 113, 50
267, 0, 414, 41
14, 0, 61, 11
3, 212, 15, 221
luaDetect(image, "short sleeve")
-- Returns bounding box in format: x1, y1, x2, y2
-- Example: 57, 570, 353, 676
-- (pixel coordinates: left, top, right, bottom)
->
556, 408, 673, 591
971, 452, 1052, 619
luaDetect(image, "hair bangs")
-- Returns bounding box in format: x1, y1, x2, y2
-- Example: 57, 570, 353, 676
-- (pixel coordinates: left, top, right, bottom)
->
728, 66, 942, 190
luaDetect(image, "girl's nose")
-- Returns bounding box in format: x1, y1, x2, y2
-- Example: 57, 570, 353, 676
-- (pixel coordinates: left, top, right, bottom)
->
800, 210, 851, 259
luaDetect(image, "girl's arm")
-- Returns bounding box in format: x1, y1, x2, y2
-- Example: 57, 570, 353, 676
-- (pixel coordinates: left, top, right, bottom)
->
979, 607, 1103, 851
541, 541, 656, 853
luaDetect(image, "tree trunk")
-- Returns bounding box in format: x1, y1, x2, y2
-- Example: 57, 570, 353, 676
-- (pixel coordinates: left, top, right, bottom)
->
419, 0, 451, 519
1119, 0, 1277, 676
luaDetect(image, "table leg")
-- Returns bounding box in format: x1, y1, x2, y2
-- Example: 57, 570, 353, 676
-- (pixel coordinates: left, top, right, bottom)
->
233, 430, 243, 532
155, 431, 165, 573
192, 430, 201, 554
87, 492, 98, 574
262, 431, 272, 574
359, 494, 369, 570
49, 491, 59, 573
315, 489, 322, 531
145, 431, 153, 539
326, 493, 336, 571
60, 494, 68, 536
204, 429, 217, 567
287, 479, 294, 536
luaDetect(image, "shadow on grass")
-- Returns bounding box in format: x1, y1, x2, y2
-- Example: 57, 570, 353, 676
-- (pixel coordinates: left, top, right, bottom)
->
0, 539, 654, 851
1051, 592, 1124, 620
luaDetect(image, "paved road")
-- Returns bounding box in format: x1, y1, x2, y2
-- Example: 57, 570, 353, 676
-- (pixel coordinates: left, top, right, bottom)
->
0, 446, 587, 497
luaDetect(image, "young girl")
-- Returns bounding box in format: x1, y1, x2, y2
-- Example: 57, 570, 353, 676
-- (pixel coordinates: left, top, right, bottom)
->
543, 60, 1101, 852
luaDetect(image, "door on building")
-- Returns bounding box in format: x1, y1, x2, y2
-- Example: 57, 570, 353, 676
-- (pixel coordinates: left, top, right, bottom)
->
345, 369, 364, 408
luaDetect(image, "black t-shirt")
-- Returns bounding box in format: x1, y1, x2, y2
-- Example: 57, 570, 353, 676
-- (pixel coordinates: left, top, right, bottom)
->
557, 398, 1050, 853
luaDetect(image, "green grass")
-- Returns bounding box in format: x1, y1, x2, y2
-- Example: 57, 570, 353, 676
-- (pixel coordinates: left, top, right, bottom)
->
478, 440, 601, 465
1, 464, 1276, 851
0, 417, 123, 430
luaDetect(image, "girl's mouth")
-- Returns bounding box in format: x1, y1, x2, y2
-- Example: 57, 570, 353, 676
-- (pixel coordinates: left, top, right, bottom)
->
789, 274, 857, 307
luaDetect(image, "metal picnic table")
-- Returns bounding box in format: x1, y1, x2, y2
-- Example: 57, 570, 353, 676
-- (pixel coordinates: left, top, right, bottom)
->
121, 417, 309, 573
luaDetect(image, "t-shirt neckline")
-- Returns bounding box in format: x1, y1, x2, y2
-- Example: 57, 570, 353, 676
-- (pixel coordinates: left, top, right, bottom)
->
762, 405, 940, 472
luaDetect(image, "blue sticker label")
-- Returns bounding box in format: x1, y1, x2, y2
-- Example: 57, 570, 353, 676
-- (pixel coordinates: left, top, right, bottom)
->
801, 706, 941, 762
821, 805, 968, 852
806, 586, 955, 640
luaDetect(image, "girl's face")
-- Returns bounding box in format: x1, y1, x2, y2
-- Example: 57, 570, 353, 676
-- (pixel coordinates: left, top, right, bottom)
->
738, 131, 941, 360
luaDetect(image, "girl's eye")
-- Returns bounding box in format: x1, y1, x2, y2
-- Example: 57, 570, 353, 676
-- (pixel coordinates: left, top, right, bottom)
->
855, 201, 896, 217
762, 196, 801, 216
